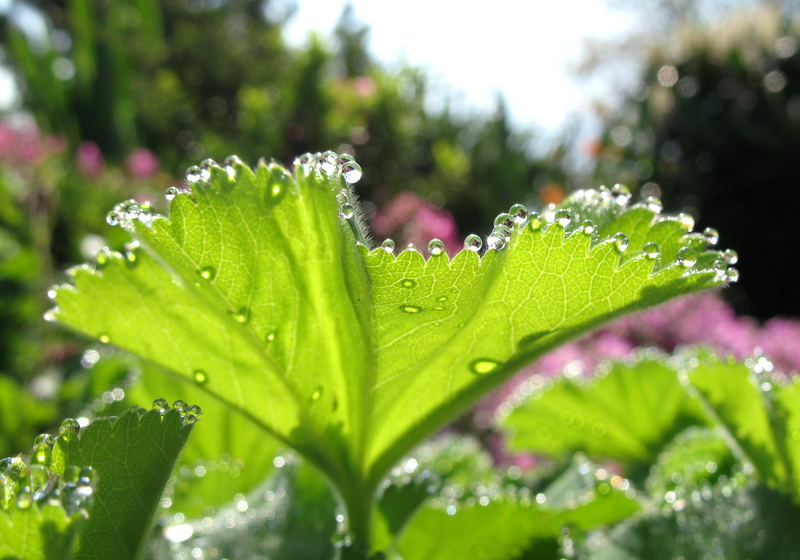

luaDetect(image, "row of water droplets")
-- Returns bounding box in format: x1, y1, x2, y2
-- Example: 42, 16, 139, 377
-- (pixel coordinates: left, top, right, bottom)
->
150, 398, 204, 426
0, 418, 94, 515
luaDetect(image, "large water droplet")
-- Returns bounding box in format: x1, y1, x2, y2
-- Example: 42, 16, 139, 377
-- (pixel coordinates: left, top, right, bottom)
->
381, 239, 395, 254
193, 370, 208, 385
494, 213, 514, 229
723, 249, 738, 265
464, 234, 482, 252
611, 184, 631, 205
223, 155, 242, 179
677, 212, 695, 231
399, 304, 422, 314
676, 246, 698, 267
580, 219, 596, 235
198, 266, 216, 281
554, 209, 572, 228
428, 238, 445, 256
185, 165, 203, 184
399, 279, 416, 289
528, 212, 542, 231
509, 204, 528, 225
643, 242, 661, 259
726, 268, 740, 282
340, 203, 355, 219
152, 398, 169, 412
702, 227, 719, 246
341, 161, 362, 184
172, 400, 187, 412
59, 418, 80, 439
486, 232, 506, 251
106, 211, 120, 226
643, 196, 663, 213
16, 489, 32, 509
470, 358, 501, 375
318, 151, 338, 175
613, 233, 629, 252
165, 186, 180, 201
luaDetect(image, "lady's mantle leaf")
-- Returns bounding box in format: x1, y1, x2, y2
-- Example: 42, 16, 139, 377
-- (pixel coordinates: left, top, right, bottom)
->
50, 155, 731, 491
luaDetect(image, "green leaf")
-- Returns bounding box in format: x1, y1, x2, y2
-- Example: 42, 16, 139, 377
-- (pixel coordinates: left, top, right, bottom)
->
124, 361, 281, 518
52, 407, 193, 559
393, 456, 638, 560
0, 504, 84, 560
502, 355, 708, 475
49, 156, 729, 544
687, 356, 800, 497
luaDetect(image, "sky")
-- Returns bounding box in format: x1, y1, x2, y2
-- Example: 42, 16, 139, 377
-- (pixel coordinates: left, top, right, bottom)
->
281, 0, 641, 142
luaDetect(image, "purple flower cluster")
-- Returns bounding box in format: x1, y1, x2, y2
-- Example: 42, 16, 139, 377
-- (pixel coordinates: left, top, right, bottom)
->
0, 123, 65, 166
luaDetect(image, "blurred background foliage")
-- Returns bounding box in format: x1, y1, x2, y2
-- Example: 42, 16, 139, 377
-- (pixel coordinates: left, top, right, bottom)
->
0, 0, 798, 459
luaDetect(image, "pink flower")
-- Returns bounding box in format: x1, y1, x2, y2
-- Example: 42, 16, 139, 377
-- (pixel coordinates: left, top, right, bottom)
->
77, 141, 104, 178
371, 191, 460, 254
125, 148, 159, 179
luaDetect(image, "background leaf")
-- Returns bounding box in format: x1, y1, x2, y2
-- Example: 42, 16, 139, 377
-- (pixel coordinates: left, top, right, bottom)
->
52, 407, 193, 560
0, 504, 84, 560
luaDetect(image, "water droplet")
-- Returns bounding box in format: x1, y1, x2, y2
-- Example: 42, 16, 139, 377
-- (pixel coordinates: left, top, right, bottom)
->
28, 464, 48, 493
185, 165, 203, 183
59, 418, 80, 438
486, 232, 506, 251
165, 186, 180, 202
152, 398, 169, 412
464, 234, 482, 252
266, 331, 276, 343
99, 334, 110, 344
172, 400, 187, 412
726, 267, 740, 282
399, 304, 422, 314
428, 238, 445, 256
31, 443, 51, 466
580, 219, 596, 235
33, 434, 52, 447
381, 239, 395, 254
509, 204, 528, 225
78, 466, 96, 485
643, 242, 661, 259
16, 489, 32, 509
723, 249, 738, 265
494, 213, 514, 229
182, 414, 198, 425
318, 151, 338, 175
199, 158, 217, 170
223, 155, 242, 178
643, 196, 663, 213
341, 161, 362, 184
613, 233, 629, 252
611, 184, 631, 205
677, 212, 695, 231
198, 266, 216, 281
106, 211, 120, 226
193, 370, 208, 385
310, 387, 323, 402
436, 295, 448, 303
702, 227, 719, 246
470, 358, 501, 375
400, 279, 416, 289
231, 307, 250, 324
554, 209, 572, 228
676, 246, 698, 267
336, 153, 354, 165
340, 203, 355, 219
43, 310, 56, 322
528, 212, 542, 231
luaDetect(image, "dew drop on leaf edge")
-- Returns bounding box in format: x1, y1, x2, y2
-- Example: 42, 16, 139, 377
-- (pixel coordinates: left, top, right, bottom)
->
464, 234, 482, 252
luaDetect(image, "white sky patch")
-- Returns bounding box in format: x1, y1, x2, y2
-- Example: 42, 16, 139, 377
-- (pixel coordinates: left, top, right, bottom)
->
284, 0, 639, 141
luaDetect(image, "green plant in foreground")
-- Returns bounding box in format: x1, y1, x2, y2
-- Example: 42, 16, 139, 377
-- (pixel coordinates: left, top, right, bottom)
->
27, 151, 740, 558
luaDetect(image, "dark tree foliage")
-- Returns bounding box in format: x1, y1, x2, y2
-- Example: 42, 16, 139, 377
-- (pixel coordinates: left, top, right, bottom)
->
592, 9, 800, 317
